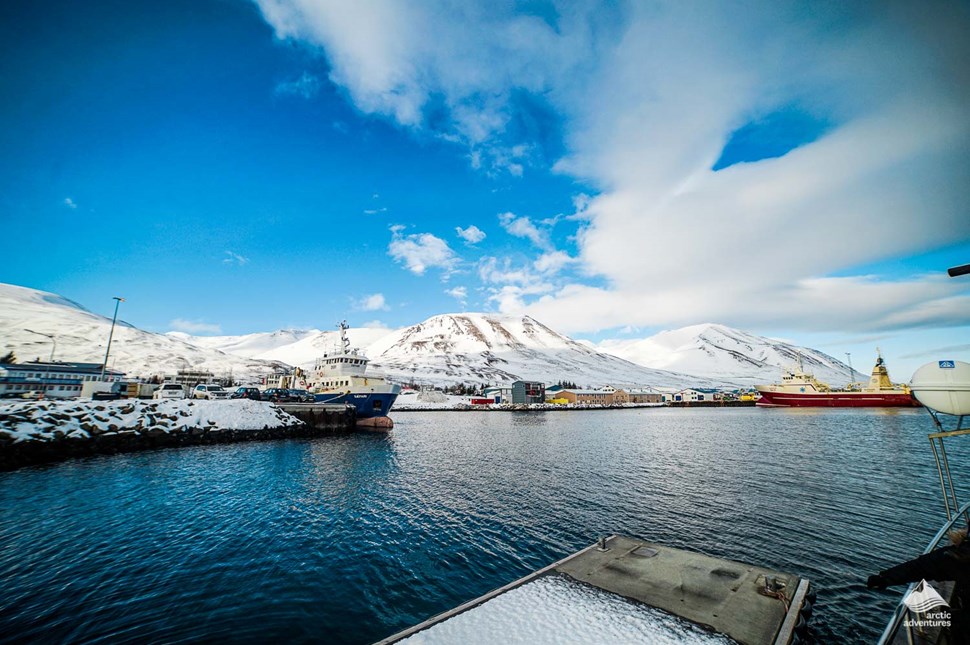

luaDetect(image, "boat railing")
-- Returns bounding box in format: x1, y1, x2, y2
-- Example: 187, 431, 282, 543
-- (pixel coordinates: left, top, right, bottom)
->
876, 499, 970, 644
925, 410, 968, 522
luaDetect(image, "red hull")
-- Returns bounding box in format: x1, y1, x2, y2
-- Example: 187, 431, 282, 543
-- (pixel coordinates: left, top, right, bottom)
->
756, 391, 919, 407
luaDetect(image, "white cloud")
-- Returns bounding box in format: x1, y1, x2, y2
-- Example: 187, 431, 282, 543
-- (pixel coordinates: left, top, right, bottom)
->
514, 275, 970, 336
356, 293, 389, 311
901, 344, 970, 359
456, 225, 486, 245
222, 251, 250, 266
388, 229, 457, 275
445, 286, 467, 304
478, 256, 530, 286
257, 1, 970, 337
274, 71, 321, 99
364, 207, 388, 215
498, 212, 551, 250
169, 319, 222, 335
254, 1, 608, 174
534, 251, 575, 275
362, 320, 390, 329
63, 198, 77, 209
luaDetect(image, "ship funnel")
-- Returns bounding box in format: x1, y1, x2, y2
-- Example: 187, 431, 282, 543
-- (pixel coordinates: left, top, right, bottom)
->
910, 360, 970, 416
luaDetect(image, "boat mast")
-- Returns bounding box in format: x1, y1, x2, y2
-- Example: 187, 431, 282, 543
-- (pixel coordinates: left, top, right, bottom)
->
338, 320, 351, 353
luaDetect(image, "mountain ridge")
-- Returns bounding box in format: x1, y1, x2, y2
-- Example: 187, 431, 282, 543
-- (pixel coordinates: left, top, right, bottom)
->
3, 282, 859, 389
596, 322, 857, 385
0, 283, 289, 381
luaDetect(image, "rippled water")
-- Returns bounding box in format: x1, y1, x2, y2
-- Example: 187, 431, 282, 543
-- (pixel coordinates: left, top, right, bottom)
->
1, 407, 967, 643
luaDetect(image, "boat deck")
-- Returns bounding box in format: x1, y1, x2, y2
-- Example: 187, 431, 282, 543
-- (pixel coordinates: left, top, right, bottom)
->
378, 535, 812, 644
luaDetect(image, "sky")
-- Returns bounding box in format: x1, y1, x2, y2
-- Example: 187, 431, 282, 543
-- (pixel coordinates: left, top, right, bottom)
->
1, 0, 968, 378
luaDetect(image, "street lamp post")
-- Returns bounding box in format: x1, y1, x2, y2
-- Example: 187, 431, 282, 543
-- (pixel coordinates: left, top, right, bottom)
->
24, 328, 56, 362
23, 328, 56, 398
100, 297, 125, 382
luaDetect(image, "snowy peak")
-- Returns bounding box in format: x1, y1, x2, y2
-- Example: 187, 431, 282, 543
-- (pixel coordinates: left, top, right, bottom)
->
598, 323, 855, 385
172, 326, 395, 367
368, 313, 579, 357
366, 312, 720, 388
166, 328, 321, 358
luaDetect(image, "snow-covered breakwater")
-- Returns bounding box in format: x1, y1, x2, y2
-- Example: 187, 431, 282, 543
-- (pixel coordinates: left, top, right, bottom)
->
0, 399, 352, 470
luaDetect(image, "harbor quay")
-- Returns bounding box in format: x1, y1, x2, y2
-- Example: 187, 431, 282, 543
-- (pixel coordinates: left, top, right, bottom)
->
0, 399, 356, 471
392, 400, 757, 412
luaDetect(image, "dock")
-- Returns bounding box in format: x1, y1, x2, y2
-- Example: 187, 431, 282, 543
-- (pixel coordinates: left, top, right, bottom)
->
379, 535, 813, 644
276, 403, 356, 431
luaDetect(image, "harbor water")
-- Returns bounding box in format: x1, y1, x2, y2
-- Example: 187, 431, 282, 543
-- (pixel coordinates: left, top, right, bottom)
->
1, 407, 967, 643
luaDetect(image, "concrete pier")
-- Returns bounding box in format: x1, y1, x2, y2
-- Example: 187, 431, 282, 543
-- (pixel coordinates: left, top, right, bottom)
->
276, 403, 356, 430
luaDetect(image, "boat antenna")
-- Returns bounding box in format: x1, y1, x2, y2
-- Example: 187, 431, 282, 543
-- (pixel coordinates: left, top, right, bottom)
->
337, 320, 350, 353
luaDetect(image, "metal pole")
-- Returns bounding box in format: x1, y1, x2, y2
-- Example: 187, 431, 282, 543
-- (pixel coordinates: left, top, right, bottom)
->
929, 437, 952, 521
24, 328, 56, 362
100, 297, 124, 381
23, 329, 56, 398
938, 439, 961, 519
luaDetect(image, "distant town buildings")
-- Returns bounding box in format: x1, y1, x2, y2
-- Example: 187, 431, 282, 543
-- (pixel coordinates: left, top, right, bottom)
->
168, 368, 216, 389
662, 388, 722, 403
512, 381, 545, 404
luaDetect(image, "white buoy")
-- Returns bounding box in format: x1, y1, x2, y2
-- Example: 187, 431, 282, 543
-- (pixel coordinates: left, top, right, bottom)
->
910, 360, 970, 416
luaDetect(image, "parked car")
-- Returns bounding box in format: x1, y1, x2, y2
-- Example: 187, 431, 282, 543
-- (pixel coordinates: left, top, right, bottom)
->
153, 383, 186, 400
262, 388, 297, 403
20, 390, 45, 400
287, 389, 315, 403
193, 384, 229, 400
230, 387, 262, 401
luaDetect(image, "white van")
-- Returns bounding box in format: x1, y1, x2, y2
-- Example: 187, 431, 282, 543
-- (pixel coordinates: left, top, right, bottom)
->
153, 383, 187, 400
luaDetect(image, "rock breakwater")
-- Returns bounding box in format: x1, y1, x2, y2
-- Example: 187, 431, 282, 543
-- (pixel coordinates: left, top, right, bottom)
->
0, 399, 353, 470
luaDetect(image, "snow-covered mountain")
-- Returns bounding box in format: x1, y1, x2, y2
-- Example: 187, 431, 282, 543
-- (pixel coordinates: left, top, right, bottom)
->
596, 323, 858, 386
0, 284, 288, 381
363, 313, 722, 388
2, 282, 864, 390
166, 328, 319, 358
168, 327, 395, 366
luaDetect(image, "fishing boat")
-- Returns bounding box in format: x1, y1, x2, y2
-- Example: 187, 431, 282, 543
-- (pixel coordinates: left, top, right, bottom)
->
755, 351, 918, 407
301, 321, 400, 424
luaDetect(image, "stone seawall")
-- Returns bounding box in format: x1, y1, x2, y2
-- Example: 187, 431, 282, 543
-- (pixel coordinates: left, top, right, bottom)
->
0, 399, 356, 471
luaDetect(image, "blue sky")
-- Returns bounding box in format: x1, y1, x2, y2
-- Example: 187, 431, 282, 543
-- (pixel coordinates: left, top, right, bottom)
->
2, 0, 969, 377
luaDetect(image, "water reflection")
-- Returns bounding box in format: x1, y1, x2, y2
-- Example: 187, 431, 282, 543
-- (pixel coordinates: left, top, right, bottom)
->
0, 407, 966, 643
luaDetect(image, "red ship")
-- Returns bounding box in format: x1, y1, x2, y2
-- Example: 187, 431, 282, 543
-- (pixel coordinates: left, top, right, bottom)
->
755, 352, 919, 407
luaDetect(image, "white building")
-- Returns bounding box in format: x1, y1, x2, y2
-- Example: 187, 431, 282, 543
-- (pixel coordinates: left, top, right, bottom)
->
0, 361, 124, 399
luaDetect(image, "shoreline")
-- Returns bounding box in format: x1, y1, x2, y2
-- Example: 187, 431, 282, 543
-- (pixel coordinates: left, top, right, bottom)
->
0, 399, 355, 471
392, 400, 757, 412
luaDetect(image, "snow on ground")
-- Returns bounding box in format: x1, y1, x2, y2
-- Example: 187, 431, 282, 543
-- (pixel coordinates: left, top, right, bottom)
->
394, 391, 475, 409
0, 399, 299, 444
399, 574, 733, 645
